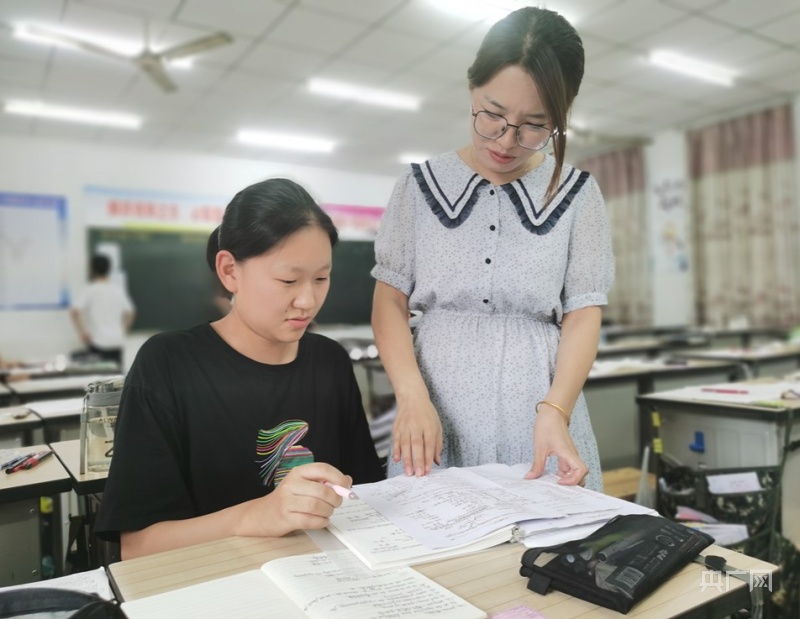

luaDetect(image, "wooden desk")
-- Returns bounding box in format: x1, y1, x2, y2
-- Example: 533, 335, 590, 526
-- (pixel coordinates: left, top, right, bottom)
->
50, 439, 108, 496
0, 444, 71, 585
602, 325, 689, 343
585, 360, 738, 470
0, 383, 11, 407
637, 386, 800, 547
597, 336, 709, 360
0, 406, 42, 447
49, 439, 114, 568
0, 443, 71, 503
697, 327, 789, 349
108, 534, 777, 618
674, 344, 800, 378
6, 375, 107, 403
25, 398, 84, 443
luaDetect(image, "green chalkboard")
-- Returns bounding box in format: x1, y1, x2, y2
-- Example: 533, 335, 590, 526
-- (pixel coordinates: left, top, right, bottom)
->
88, 228, 220, 332
316, 240, 375, 325
88, 229, 375, 331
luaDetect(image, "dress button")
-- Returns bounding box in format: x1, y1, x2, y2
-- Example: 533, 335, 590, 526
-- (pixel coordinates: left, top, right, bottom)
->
485, 258, 491, 264
489, 189, 495, 195
489, 225, 496, 231
482, 299, 489, 304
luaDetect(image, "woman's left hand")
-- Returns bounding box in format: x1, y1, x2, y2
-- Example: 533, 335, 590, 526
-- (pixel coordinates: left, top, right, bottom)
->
524, 405, 588, 486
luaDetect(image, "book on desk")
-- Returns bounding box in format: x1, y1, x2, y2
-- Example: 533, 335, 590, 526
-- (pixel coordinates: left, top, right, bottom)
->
120, 551, 486, 619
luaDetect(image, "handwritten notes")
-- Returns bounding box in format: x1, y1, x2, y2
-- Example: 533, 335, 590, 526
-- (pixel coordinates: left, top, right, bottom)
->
121, 553, 485, 619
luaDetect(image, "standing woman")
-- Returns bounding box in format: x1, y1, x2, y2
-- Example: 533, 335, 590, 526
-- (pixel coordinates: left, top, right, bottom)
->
95, 178, 383, 559
371, 7, 613, 491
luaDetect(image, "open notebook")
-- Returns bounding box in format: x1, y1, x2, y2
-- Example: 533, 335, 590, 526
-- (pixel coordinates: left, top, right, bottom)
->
120, 552, 485, 619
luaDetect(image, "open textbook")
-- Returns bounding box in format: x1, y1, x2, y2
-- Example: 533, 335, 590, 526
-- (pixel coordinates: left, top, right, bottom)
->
327, 463, 657, 570
120, 552, 485, 619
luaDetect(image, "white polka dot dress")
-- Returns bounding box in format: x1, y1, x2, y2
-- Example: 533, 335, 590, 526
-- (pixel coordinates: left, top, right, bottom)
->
372, 152, 614, 491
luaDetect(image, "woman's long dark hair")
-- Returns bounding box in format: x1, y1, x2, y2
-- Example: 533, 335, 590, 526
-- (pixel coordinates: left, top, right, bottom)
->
468, 7, 584, 203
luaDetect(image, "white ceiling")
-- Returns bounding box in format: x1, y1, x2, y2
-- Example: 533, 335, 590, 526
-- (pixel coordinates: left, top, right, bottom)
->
1, 0, 799, 177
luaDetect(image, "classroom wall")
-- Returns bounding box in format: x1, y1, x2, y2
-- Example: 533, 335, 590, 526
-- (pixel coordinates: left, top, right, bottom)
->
0, 134, 397, 361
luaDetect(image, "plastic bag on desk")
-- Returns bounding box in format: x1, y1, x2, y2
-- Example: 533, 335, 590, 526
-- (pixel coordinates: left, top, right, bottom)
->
519, 514, 714, 614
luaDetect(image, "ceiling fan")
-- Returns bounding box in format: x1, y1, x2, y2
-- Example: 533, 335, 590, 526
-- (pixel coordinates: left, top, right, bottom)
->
18, 23, 233, 93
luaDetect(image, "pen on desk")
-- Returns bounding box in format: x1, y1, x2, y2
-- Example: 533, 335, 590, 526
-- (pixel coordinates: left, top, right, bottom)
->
5, 450, 53, 474
324, 481, 358, 500
1, 452, 35, 470
700, 387, 749, 394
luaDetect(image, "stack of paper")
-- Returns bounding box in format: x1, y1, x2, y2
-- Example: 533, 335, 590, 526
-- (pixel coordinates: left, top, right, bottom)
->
327, 464, 657, 569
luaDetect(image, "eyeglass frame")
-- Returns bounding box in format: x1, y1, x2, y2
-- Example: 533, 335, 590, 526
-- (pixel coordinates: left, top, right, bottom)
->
471, 108, 553, 151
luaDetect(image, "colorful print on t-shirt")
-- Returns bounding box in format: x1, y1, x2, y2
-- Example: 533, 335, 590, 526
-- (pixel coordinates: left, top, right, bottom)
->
256, 420, 314, 487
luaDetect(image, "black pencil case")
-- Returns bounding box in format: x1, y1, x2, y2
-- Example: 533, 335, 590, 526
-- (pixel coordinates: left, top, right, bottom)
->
519, 514, 714, 614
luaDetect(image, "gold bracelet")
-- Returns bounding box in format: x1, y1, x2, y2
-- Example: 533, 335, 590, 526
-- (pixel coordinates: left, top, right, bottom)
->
536, 400, 571, 426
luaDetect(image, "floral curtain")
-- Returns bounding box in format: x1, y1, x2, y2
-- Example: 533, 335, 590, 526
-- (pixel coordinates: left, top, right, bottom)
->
687, 104, 800, 328
576, 146, 650, 325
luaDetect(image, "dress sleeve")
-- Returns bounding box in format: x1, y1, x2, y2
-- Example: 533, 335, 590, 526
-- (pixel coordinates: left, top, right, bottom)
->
562, 175, 615, 313
371, 168, 417, 297
93, 341, 194, 541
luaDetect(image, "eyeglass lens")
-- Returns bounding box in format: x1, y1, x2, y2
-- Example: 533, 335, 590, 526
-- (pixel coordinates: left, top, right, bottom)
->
473, 111, 550, 150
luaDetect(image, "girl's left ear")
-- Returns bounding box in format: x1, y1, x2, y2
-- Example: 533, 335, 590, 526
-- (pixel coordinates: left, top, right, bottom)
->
216, 250, 238, 295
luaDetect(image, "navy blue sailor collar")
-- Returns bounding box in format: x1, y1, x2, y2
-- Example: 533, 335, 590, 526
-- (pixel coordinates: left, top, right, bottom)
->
411, 151, 591, 234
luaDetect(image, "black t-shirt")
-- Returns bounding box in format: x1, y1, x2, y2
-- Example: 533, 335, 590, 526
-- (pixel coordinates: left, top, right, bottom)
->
94, 324, 383, 542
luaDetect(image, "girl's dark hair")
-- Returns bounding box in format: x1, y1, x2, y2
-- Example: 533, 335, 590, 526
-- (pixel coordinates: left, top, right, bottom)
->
467, 7, 584, 203
206, 178, 338, 276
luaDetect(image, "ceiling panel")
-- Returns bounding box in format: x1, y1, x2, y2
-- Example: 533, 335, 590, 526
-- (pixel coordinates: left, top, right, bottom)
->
701, 33, 784, 67
177, 0, 288, 38
756, 11, 800, 46
381, 2, 483, 42
629, 16, 738, 53
0, 56, 49, 87
580, 0, 686, 44
264, 7, 366, 55
340, 27, 439, 73
704, 1, 800, 29
296, 0, 407, 24
240, 41, 326, 80
79, 0, 183, 20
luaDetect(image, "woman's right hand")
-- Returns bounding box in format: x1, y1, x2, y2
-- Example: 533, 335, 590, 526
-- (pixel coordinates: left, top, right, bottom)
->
392, 392, 442, 477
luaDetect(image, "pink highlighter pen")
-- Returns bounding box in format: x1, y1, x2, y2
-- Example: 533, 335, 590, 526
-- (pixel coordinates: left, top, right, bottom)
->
324, 481, 358, 500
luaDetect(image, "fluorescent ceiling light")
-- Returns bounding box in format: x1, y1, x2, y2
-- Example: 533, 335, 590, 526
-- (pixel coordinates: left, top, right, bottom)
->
648, 50, 736, 87
308, 79, 420, 111
13, 23, 192, 68
4, 100, 141, 129
14, 23, 141, 55
398, 153, 430, 164
237, 130, 335, 153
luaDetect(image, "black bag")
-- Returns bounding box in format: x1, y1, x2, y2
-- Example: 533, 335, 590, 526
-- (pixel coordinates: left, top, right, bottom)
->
519, 514, 714, 614
0, 588, 124, 619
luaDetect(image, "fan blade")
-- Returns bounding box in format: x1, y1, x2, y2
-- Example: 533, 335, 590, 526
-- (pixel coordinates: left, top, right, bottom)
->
138, 56, 177, 92
23, 24, 131, 61
158, 32, 232, 61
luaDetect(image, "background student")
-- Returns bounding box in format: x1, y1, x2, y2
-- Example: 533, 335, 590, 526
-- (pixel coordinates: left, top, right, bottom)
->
371, 7, 614, 491
94, 178, 383, 559
70, 253, 136, 367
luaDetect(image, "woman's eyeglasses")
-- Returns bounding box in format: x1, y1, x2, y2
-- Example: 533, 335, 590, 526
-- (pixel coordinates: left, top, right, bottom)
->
471, 109, 552, 151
